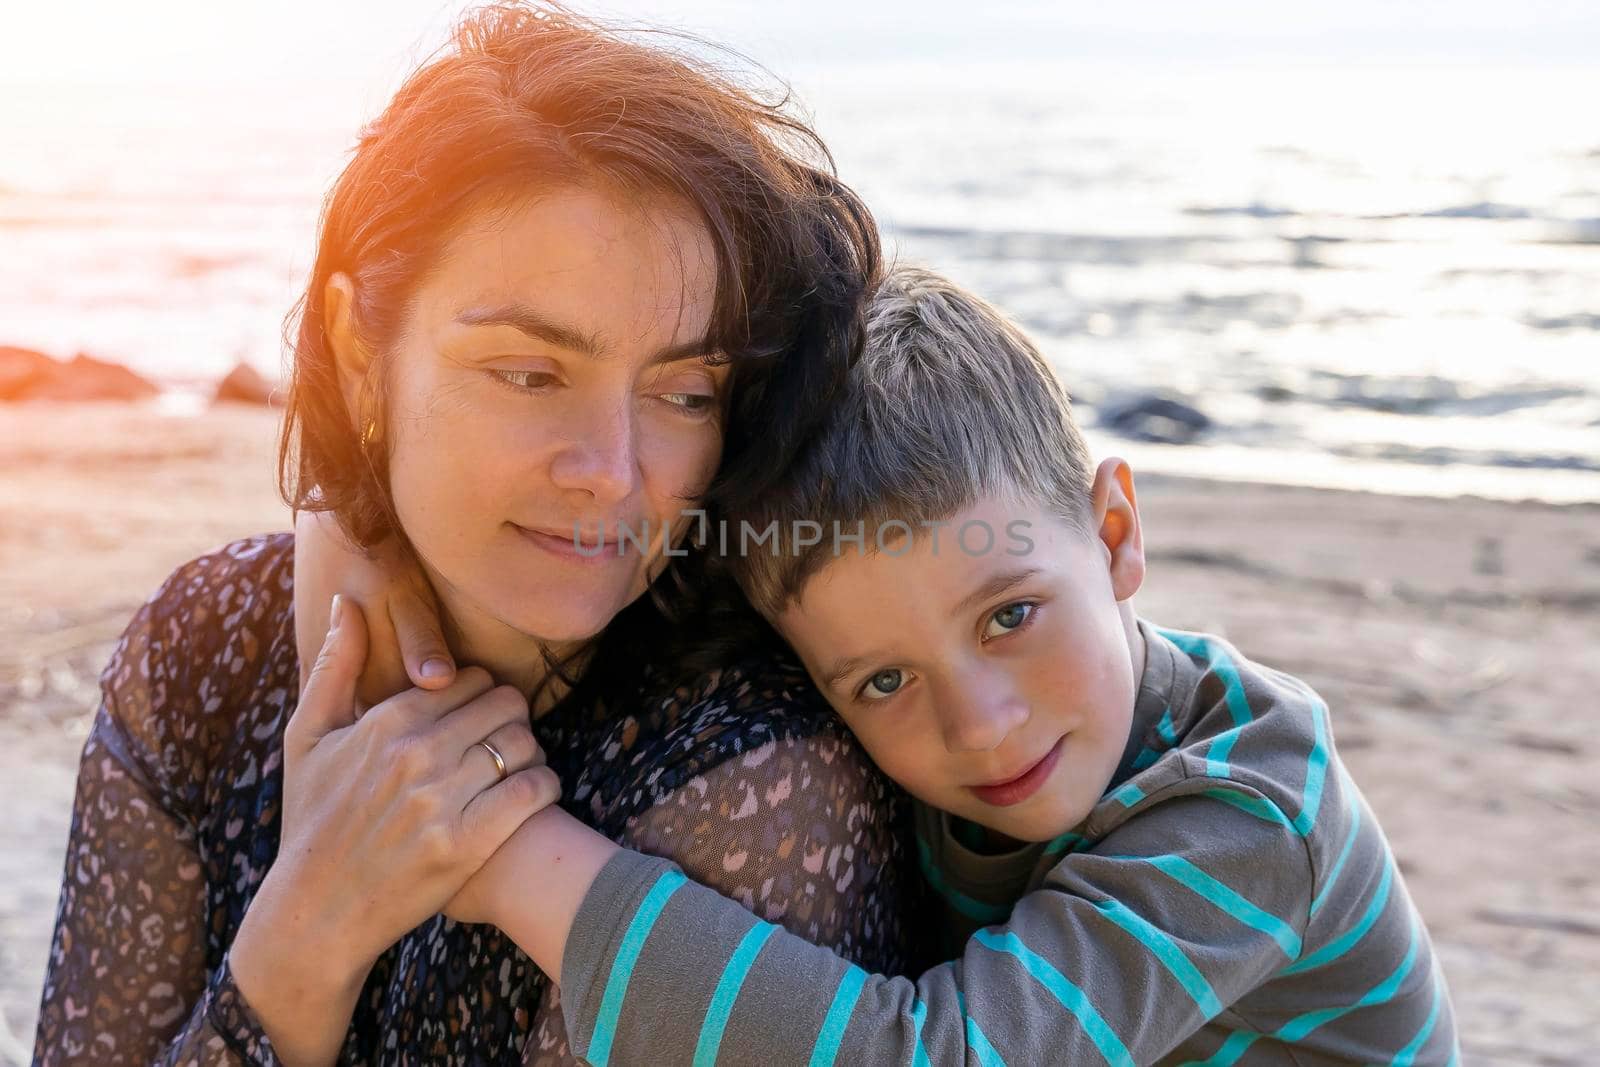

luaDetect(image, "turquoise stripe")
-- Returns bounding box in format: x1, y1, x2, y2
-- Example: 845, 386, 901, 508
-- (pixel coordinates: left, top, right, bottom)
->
1311, 795, 1362, 917
1205, 741, 1237, 780
1120, 854, 1301, 959
588, 870, 688, 1067
1392, 968, 1444, 1066
974, 929, 1134, 1067
952, 817, 989, 851
693, 921, 777, 1067
1094, 899, 1223, 1019
918, 837, 1010, 922
910, 999, 932, 1067
954, 990, 1007, 1067
1109, 779, 1145, 807
1292, 690, 1330, 835
1133, 705, 1178, 770
1156, 705, 1178, 745
1044, 831, 1088, 858
1273, 918, 1421, 1043
966, 1016, 1007, 1067
1198, 725, 1246, 780
1202, 788, 1297, 834
1178, 1028, 1261, 1067
1162, 631, 1254, 777
1158, 627, 1203, 652
807, 965, 867, 1067
1284, 861, 1394, 975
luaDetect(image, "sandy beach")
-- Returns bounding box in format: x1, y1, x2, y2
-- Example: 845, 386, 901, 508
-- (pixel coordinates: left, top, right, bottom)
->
1, 402, 1596, 1065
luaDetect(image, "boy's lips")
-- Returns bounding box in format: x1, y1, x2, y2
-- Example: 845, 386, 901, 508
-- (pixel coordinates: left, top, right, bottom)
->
968, 737, 1065, 808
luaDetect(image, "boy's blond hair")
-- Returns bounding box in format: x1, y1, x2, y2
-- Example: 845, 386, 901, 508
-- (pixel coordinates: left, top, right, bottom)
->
729, 264, 1095, 618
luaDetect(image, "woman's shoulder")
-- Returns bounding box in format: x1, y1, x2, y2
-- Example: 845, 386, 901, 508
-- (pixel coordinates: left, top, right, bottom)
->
148, 531, 296, 605
114, 531, 296, 688
643, 648, 844, 751
653, 646, 828, 711
96, 532, 298, 816
563, 648, 852, 829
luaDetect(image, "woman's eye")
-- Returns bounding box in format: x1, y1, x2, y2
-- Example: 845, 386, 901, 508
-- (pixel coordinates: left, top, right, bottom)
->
491, 369, 556, 392
860, 668, 905, 701
660, 391, 716, 415
982, 602, 1034, 641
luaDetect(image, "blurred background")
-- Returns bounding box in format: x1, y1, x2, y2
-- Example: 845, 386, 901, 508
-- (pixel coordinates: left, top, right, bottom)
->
4, 0, 1599, 499
1, 2, 1596, 1063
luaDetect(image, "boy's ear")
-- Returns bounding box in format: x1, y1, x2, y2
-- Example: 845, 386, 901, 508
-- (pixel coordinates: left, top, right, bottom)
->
324, 272, 373, 433
1090, 457, 1145, 602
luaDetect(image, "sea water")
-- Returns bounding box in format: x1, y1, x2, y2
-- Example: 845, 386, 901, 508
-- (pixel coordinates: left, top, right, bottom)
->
2, 61, 1596, 502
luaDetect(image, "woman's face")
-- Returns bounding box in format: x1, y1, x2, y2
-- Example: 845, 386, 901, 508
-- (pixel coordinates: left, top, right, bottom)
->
353, 186, 727, 659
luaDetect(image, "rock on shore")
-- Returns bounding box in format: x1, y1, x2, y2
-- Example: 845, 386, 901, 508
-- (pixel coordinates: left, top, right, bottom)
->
0, 348, 159, 403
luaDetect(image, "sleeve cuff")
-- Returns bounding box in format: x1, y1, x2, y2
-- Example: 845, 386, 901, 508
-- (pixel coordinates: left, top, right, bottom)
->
203, 952, 282, 1066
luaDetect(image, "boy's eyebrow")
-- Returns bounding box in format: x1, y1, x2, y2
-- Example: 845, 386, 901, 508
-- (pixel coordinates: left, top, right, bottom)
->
822, 654, 875, 694
954, 566, 1043, 617
455, 303, 714, 364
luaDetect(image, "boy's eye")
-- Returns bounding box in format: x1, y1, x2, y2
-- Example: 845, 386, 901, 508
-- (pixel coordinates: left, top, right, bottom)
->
860, 668, 905, 701
982, 602, 1034, 641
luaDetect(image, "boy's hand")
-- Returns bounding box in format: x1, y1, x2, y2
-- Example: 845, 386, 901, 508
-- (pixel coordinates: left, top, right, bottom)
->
294, 510, 459, 707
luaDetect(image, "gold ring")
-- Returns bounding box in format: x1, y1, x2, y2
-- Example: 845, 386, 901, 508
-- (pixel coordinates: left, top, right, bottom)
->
474, 739, 508, 782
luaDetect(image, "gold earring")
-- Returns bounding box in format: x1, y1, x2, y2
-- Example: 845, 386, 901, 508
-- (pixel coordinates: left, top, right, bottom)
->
360, 419, 377, 448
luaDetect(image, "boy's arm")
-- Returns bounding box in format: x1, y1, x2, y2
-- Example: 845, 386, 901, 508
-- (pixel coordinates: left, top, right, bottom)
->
531, 781, 1327, 1066
472, 729, 909, 1057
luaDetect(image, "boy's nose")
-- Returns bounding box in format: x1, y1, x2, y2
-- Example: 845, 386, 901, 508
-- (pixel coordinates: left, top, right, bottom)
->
939, 682, 1030, 754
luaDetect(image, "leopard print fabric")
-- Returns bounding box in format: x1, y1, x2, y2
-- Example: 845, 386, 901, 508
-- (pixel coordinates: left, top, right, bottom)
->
31, 533, 910, 1065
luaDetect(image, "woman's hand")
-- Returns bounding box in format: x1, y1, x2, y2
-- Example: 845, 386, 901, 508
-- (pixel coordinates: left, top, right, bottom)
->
293, 510, 459, 707
230, 596, 558, 1065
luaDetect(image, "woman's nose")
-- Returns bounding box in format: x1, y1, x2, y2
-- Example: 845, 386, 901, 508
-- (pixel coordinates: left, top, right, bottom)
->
938, 673, 1030, 754
548, 395, 640, 506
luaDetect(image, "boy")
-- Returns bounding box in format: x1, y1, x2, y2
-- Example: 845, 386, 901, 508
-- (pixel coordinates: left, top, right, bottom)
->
330, 267, 1460, 1063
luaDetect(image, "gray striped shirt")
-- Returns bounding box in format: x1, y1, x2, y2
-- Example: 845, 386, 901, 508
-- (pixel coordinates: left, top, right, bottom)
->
561, 623, 1459, 1064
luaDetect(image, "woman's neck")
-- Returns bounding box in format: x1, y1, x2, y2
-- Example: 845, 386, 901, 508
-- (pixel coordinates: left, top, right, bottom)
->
435, 590, 592, 718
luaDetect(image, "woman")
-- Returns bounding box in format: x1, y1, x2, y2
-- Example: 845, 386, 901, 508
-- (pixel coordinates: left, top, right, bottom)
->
31, 6, 908, 1065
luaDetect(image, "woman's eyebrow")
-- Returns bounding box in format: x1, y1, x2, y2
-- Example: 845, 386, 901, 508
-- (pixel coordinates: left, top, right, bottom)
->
455, 303, 713, 364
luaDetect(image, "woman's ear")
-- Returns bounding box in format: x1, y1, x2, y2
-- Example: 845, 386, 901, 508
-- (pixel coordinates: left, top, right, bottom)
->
324, 272, 371, 432
1090, 457, 1146, 602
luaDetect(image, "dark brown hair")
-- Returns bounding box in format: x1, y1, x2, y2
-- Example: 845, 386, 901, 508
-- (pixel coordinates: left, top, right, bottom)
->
276, 1, 880, 695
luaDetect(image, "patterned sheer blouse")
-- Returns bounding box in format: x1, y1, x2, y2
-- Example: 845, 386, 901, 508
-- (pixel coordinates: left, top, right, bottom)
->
31, 533, 911, 1065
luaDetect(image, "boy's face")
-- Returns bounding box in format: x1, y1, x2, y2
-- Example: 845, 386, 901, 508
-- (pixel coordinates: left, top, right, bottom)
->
774, 463, 1146, 843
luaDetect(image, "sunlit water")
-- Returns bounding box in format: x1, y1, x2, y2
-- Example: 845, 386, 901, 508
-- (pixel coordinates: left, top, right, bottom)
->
3, 62, 1596, 501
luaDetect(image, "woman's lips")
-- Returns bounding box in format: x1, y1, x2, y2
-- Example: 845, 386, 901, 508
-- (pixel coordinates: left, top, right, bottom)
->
968, 737, 1065, 808
511, 522, 629, 564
